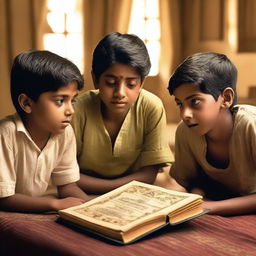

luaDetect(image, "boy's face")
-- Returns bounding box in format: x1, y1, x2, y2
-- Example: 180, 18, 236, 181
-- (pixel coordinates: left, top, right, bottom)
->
93, 63, 142, 118
173, 83, 223, 136
26, 82, 78, 136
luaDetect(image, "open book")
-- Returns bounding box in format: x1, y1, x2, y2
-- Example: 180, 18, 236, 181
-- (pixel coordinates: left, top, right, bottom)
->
58, 181, 207, 244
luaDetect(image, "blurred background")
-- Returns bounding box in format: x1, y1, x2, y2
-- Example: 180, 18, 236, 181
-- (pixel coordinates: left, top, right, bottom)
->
1, 0, 256, 126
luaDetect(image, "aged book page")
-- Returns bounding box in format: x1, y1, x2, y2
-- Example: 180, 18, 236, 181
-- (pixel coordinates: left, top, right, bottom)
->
59, 181, 203, 233
74, 189, 185, 227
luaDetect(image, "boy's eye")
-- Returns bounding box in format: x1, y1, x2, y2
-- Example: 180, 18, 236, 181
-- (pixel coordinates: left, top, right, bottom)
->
175, 102, 182, 108
55, 99, 64, 106
105, 80, 116, 86
191, 98, 201, 106
127, 83, 137, 88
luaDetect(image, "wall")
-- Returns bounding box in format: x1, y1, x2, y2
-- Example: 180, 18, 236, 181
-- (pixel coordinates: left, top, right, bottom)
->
0, 0, 39, 119
0, 0, 14, 118
1, 0, 256, 122
180, 0, 256, 100
146, 0, 256, 124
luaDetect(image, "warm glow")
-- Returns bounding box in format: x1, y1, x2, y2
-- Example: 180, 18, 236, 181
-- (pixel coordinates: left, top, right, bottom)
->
44, 0, 84, 72
128, 0, 145, 39
44, 34, 66, 57
66, 34, 84, 71
145, 0, 159, 18
129, 0, 160, 76
228, 0, 237, 50
47, 0, 76, 13
47, 12, 65, 33
146, 41, 160, 76
145, 19, 160, 40
66, 14, 82, 33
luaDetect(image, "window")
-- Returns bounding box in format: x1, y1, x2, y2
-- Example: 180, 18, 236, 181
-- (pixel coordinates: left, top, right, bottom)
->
43, 0, 84, 72
128, 0, 161, 76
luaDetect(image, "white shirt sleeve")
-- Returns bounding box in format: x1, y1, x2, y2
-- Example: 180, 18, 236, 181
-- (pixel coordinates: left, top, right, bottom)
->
51, 125, 80, 186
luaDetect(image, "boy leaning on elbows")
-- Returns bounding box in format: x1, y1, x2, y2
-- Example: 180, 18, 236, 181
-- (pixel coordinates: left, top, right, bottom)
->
0, 50, 90, 213
168, 52, 256, 216
71, 32, 173, 195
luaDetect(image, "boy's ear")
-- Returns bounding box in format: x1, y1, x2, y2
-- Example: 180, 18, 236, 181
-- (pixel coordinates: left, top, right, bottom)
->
221, 88, 234, 108
91, 72, 99, 89
18, 94, 33, 113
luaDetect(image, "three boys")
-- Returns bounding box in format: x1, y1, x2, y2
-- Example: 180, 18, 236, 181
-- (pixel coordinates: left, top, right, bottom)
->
1, 48, 255, 216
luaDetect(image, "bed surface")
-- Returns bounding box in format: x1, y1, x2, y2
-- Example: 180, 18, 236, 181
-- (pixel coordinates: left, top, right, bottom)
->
0, 211, 255, 256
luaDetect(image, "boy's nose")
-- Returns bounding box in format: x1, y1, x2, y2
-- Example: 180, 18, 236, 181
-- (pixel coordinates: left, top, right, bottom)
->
181, 107, 193, 120
114, 84, 125, 99
65, 103, 75, 116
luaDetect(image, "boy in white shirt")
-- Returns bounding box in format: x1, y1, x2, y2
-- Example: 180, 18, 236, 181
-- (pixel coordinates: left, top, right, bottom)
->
0, 50, 89, 212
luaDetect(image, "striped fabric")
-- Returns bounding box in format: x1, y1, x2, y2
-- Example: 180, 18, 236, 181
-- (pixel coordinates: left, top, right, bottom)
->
0, 211, 255, 256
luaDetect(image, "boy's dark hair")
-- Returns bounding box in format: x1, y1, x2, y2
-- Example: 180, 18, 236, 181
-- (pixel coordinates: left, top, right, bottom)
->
92, 32, 151, 81
11, 50, 84, 118
168, 52, 238, 105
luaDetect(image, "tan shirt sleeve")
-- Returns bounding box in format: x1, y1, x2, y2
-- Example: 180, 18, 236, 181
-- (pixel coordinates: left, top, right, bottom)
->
170, 122, 199, 189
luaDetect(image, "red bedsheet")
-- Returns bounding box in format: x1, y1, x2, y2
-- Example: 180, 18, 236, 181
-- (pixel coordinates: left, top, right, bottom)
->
0, 211, 255, 256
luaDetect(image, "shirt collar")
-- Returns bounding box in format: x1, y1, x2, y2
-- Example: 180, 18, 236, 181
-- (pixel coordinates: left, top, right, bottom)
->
14, 113, 58, 148
14, 113, 30, 135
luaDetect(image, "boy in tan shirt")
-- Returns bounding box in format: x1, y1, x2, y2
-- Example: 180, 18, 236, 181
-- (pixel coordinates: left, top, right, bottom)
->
168, 52, 256, 215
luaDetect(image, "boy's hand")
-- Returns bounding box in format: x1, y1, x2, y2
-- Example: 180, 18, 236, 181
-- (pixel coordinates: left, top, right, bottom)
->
202, 200, 216, 213
51, 197, 85, 211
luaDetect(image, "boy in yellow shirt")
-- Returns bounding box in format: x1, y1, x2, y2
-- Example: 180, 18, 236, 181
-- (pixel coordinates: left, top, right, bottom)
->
72, 32, 173, 194
168, 52, 256, 215
0, 50, 89, 212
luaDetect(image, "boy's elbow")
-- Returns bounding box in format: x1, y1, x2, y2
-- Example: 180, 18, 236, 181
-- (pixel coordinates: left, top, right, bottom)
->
57, 182, 77, 198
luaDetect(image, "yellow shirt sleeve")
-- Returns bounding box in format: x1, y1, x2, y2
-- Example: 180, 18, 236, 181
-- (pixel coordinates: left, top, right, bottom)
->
131, 91, 174, 171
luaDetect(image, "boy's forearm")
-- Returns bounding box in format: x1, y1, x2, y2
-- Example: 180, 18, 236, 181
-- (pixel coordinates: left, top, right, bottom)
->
122, 165, 159, 184
77, 173, 115, 194
203, 194, 256, 216
0, 191, 87, 213
57, 182, 90, 201
0, 193, 57, 213
78, 165, 159, 194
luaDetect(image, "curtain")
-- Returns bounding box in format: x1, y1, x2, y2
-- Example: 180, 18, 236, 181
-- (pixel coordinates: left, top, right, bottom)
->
82, 0, 132, 90
158, 0, 182, 123
0, 0, 47, 118
159, 0, 182, 85
0, 0, 132, 117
